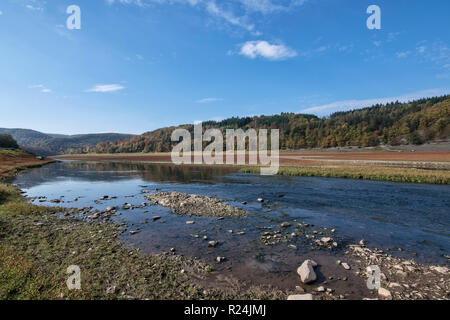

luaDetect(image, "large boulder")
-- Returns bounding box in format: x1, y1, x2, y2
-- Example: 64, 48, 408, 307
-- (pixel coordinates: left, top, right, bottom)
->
297, 259, 317, 284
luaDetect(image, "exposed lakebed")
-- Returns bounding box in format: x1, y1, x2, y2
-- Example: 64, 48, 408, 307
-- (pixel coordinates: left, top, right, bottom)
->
13, 161, 450, 298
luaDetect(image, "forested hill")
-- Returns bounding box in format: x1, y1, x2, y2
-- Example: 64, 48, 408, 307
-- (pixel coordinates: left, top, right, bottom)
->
0, 128, 135, 155
93, 95, 450, 153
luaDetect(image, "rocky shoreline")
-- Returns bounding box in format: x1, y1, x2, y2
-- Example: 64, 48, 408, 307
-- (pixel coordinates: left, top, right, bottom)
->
288, 243, 449, 300
345, 243, 449, 300
145, 191, 248, 218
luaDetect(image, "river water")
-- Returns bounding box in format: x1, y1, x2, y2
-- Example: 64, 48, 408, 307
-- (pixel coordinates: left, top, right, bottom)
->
13, 161, 450, 294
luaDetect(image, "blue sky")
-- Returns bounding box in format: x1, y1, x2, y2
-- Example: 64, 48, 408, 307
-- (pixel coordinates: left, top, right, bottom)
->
0, 0, 449, 134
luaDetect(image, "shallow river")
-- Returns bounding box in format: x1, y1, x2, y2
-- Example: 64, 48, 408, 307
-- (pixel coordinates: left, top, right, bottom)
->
13, 161, 450, 294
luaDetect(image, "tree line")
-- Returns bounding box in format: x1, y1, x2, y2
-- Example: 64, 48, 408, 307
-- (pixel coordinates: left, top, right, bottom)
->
92, 95, 450, 154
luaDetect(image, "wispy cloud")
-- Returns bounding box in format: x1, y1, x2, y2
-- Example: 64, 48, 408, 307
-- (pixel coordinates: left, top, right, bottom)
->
206, 1, 255, 33
394, 40, 450, 78
240, 0, 307, 14
106, 0, 145, 7
28, 84, 52, 93
0, 10, 3, 15
237, 40, 297, 60
300, 89, 450, 116
105, 0, 307, 34
396, 51, 411, 58
196, 97, 223, 103
25, 4, 44, 11
86, 84, 125, 93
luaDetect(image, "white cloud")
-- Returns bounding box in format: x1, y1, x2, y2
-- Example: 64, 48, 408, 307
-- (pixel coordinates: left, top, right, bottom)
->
28, 84, 45, 89
26, 4, 44, 11
417, 45, 426, 54
396, 51, 411, 58
0, 10, 3, 15
106, 0, 145, 7
28, 84, 52, 93
240, 0, 307, 14
104, 1, 307, 34
196, 97, 223, 103
300, 89, 450, 116
86, 84, 125, 93
206, 1, 255, 32
238, 40, 297, 60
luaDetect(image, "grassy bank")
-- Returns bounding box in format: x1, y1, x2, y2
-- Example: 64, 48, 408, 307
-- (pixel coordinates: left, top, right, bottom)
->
241, 166, 450, 184
0, 152, 286, 300
0, 149, 54, 180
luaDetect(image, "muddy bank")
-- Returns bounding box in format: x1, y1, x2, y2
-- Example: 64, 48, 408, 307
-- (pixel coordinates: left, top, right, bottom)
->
145, 191, 248, 218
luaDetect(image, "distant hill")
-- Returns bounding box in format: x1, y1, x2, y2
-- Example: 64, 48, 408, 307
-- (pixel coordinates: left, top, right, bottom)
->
0, 128, 135, 155
94, 95, 450, 153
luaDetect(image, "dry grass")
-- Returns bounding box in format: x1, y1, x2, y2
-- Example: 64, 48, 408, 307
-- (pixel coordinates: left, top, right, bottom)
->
0, 149, 54, 180
241, 165, 450, 184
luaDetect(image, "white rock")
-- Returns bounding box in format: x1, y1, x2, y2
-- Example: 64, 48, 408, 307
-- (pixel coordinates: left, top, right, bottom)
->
431, 266, 448, 274
297, 260, 317, 284
316, 286, 325, 292
321, 237, 332, 243
287, 294, 313, 300
378, 287, 392, 299
341, 262, 351, 270
208, 241, 219, 248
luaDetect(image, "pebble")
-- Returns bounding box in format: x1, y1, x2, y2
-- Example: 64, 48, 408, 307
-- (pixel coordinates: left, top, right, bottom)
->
378, 287, 392, 300
287, 294, 313, 300
341, 262, 351, 270
208, 241, 219, 248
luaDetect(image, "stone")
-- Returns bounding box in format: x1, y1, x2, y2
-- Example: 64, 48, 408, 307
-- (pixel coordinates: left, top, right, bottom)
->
216, 256, 226, 263
295, 286, 305, 293
431, 266, 448, 274
378, 288, 392, 299
321, 237, 332, 243
316, 286, 325, 292
280, 222, 292, 228
341, 262, 351, 270
106, 286, 116, 294
297, 260, 317, 284
287, 294, 313, 300
152, 216, 161, 221
186, 221, 195, 225
257, 198, 264, 203
106, 206, 116, 212
208, 241, 218, 248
